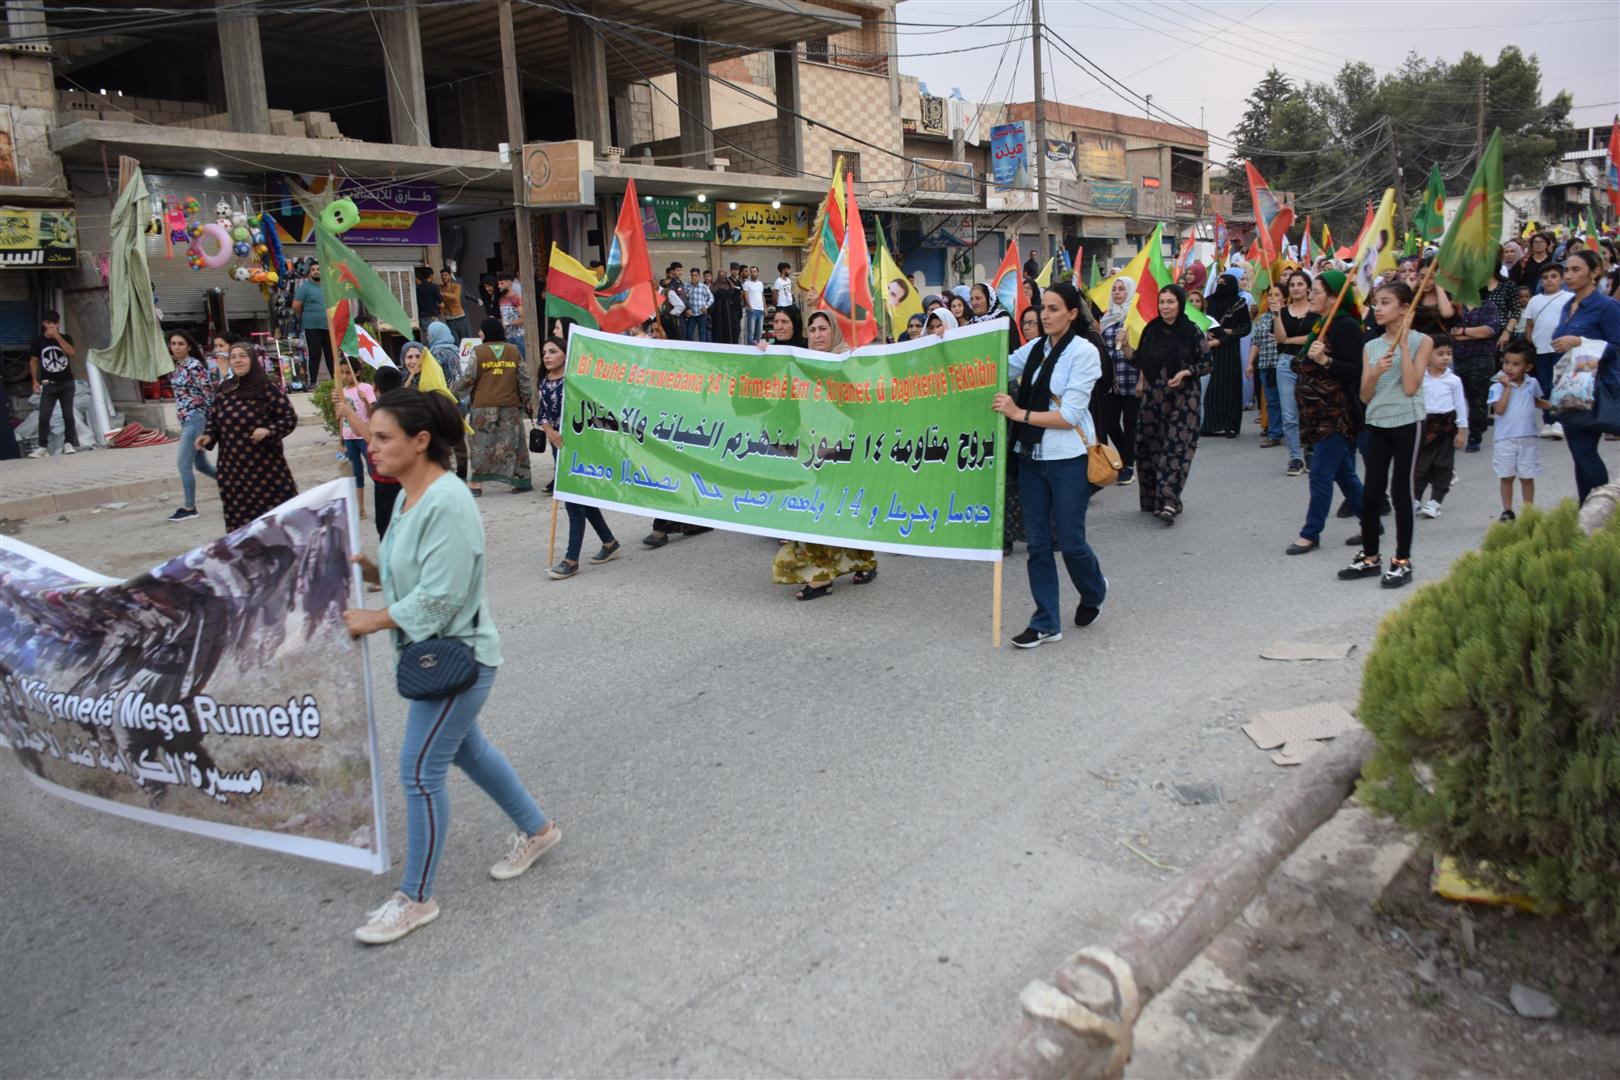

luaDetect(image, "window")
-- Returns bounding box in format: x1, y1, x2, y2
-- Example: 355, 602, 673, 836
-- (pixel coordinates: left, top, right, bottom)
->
805, 37, 829, 63
835, 151, 861, 183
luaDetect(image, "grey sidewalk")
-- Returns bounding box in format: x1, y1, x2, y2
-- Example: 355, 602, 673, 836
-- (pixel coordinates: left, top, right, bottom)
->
1, 396, 338, 520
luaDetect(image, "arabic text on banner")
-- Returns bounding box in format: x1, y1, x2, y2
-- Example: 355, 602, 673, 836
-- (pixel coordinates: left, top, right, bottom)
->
555, 323, 1009, 561
0, 479, 388, 873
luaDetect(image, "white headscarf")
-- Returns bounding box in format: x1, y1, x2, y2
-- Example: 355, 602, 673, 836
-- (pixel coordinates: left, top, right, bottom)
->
925, 307, 959, 337
1100, 277, 1135, 336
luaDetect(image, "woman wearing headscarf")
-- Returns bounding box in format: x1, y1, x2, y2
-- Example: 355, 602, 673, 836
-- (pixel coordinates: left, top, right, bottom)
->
1127, 283, 1211, 524
1199, 269, 1252, 438
924, 306, 959, 338
426, 320, 464, 390
766, 305, 805, 349
771, 311, 878, 599
1180, 262, 1208, 297
1098, 276, 1139, 485
453, 317, 532, 496
475, 274, 501, 327
194, 341, 299, 532
947, 292, 971, 327
992, 282, 1107, 648
403, 338, 470, 481
969, 282, 1006, 323
1286, 271, 1367, 554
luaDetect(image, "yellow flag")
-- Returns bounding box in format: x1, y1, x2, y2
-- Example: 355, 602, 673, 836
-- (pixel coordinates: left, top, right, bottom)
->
799, 157, 847, 299
875, 230, 922, 330
1034, 256, 1055, 288
1349, 188, 1398, 306
1521, 219, 1536, 239
416, 351, 474, 435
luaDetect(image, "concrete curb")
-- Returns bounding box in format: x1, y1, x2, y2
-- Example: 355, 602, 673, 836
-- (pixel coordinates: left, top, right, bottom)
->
1124, 803, 1415, 1078
0, 444, 339, 521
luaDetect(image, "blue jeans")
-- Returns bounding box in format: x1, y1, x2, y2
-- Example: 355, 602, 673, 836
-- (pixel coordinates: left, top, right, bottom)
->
564, 503, 614, 562
399, 664, 547, 902
1261, 368, 1283, 438
1534, 353, 1557, 423
176, 412, 216, 508
683, 312, 710, 342
1300, 432, 1363, 543
343, 437, 368, 488
1018, 453, 1107, 634
1566, 428, 1609, 505
1275, 362, 1301, 459
745, 308, 763, 344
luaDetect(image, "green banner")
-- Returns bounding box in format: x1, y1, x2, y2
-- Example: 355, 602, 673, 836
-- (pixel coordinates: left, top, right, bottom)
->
556, 324, 1009, 560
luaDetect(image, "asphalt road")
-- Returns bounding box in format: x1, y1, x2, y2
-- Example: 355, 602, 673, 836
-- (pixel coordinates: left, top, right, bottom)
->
0, 423, 1604, 1077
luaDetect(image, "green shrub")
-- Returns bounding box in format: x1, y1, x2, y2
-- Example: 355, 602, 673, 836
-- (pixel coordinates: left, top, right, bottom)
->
1357, 504, 1620, 949
310, 379, 340, 437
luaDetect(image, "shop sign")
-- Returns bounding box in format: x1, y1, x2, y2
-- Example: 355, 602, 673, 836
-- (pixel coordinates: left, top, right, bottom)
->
522, 140, 595, 209
270, 178, 439, 245
1086, 182, 1134, 213
642, 197, 714, 242
989, 122, 1031, 191
0, 206, 78, 269
714, 202, 810, 246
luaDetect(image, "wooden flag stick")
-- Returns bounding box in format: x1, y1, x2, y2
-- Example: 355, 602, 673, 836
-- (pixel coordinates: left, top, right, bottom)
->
992, 559, 1004, 649
546, 494, 560, 566
1396, 260, 1438, 339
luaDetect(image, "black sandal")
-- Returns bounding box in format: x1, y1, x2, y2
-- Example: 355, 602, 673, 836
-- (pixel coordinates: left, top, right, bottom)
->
794, 582, 833, 601
852, 568, 877, 585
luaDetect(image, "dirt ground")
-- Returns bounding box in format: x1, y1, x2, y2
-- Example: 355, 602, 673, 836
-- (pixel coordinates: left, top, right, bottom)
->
1238, 844, 1620, 1078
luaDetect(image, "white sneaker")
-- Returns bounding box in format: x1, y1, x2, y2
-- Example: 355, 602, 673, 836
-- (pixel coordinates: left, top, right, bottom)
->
354, 891, 439, 944
490, 823, 561, 880
27, 447, 47, 458
62, 445, 76, 455
1418, 500, 1442, 519
1541, 422, 1563, 440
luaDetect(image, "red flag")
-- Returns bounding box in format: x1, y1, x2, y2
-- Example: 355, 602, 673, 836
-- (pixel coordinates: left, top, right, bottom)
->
1607, 118, 1619, 218
1245, 161, 1295, 262
1170, 233, 1196, 282
814, 175, 878, 347
1340, 201, 1374, 260
989, 243, 1030, 342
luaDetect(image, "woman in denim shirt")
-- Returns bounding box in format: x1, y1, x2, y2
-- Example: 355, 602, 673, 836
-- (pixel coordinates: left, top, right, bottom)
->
1550, 249, 1620, 501
992, 283, 1108, 649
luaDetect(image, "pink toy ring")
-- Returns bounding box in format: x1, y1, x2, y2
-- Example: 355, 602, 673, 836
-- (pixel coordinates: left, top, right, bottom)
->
194, 222, 233, 269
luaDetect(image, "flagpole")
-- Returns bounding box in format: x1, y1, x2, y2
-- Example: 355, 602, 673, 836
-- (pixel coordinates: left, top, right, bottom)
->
992, 559, 1003, 649
1396, 261, 1438, 339
546, 494, 559, 566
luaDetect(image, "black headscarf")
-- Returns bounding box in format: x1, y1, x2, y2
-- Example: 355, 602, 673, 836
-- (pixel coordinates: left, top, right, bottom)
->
1133, 284, 1205, 382
1205, 271, 1243, 322
1010, 283, 1086, 455
219, 348, 269, 400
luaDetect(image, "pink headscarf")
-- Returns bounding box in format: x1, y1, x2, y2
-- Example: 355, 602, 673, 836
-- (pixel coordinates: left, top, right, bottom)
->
1182, 262, 1208, 293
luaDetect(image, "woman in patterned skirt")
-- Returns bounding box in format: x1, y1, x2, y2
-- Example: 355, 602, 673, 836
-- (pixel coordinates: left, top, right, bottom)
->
195, 341, 299, 532
770, 311, 877, 599
1128, 284, 1211, 525
455, 317, 532, 495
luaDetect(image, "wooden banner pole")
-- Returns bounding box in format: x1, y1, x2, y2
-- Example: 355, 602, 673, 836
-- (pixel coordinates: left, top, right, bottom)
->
547, 496, 560, 566
992, 559, 1003, 649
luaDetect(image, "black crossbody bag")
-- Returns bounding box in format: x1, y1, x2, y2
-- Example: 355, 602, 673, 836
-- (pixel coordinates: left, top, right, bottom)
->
394, 612, 480, 700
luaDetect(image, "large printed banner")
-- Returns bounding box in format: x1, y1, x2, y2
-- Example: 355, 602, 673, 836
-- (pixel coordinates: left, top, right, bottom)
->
0, 480, 388, 872
556, 323, 1009, 560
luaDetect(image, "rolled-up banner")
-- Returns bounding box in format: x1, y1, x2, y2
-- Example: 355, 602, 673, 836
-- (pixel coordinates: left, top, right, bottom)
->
0, 479, 388, 873
555, 322, 1010, 560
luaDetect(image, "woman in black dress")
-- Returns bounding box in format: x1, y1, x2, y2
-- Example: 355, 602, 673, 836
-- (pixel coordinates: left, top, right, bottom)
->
1199, 269, 1251, 437
1128, 284, 1212, 524
195, 342, 299, 532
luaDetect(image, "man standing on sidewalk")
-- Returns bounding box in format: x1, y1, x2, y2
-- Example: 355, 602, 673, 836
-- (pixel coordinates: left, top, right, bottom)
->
741, 265, 766, 344
28, 309, 79, 457
292, 262, 333, 386
685, 267, 713, 342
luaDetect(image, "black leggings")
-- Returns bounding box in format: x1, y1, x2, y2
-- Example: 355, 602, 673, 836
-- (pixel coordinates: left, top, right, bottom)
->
1361, 422, 1421, 560
1097, 392, 1140, 468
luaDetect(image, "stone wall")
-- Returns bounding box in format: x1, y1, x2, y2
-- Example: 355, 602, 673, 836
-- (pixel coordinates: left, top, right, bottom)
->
0, 46, 64, 189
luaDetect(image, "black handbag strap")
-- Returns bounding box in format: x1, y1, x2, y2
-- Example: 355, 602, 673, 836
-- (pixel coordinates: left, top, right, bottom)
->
395, 608, 479, 650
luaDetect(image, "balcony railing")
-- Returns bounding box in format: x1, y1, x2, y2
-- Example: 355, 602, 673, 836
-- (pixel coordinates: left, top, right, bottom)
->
902, 158, 979, 203
802, 41, 890, 77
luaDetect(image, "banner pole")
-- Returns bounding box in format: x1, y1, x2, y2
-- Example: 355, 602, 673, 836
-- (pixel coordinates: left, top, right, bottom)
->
547, 495, 559, 566
992, 559, 1003, 648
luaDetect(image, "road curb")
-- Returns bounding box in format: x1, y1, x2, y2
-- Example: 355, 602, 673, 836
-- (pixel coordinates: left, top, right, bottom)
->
0, 444, 339, 522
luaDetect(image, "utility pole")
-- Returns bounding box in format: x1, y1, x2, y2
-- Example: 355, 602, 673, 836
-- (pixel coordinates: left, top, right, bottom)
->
1475, 73, 1487, 163
498, 0, 542, 379
1030, 0, 1050, 262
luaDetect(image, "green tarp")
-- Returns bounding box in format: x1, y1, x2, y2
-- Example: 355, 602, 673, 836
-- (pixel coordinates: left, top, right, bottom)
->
87, 166, 172, 382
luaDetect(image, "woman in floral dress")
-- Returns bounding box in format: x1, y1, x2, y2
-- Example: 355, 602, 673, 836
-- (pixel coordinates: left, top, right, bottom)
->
1127, 284, 1211, 525
196, 342, 299, 532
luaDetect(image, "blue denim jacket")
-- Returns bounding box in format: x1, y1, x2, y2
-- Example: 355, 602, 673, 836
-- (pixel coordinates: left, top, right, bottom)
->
1008, 334, 1101, 460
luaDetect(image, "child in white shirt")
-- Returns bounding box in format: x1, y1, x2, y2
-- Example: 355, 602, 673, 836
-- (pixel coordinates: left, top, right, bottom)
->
1414, 334, 1468, 518
1488, 339, 1550, 522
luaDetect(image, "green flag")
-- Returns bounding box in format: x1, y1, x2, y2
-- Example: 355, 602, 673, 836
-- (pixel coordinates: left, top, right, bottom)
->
1411, 164, 1446, 241
1583, 205, 1600, 239
1088, 255, 1102, 291
313, 210, 417, 355
1433, 129, 1504, 306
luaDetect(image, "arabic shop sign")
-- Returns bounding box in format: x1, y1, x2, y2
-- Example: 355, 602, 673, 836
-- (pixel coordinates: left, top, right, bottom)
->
989, 121, 1031, 192
641, 198, 714, 242
270, 178, 440, 246
556, 322, 1008, 560
715, 202, 810, 247
0, 206, 78, 269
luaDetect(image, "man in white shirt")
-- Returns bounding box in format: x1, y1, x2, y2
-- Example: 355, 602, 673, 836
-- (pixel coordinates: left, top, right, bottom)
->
773, 262, 796, 310
741, 266, 766, 344
1522, 263, 1572, 437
